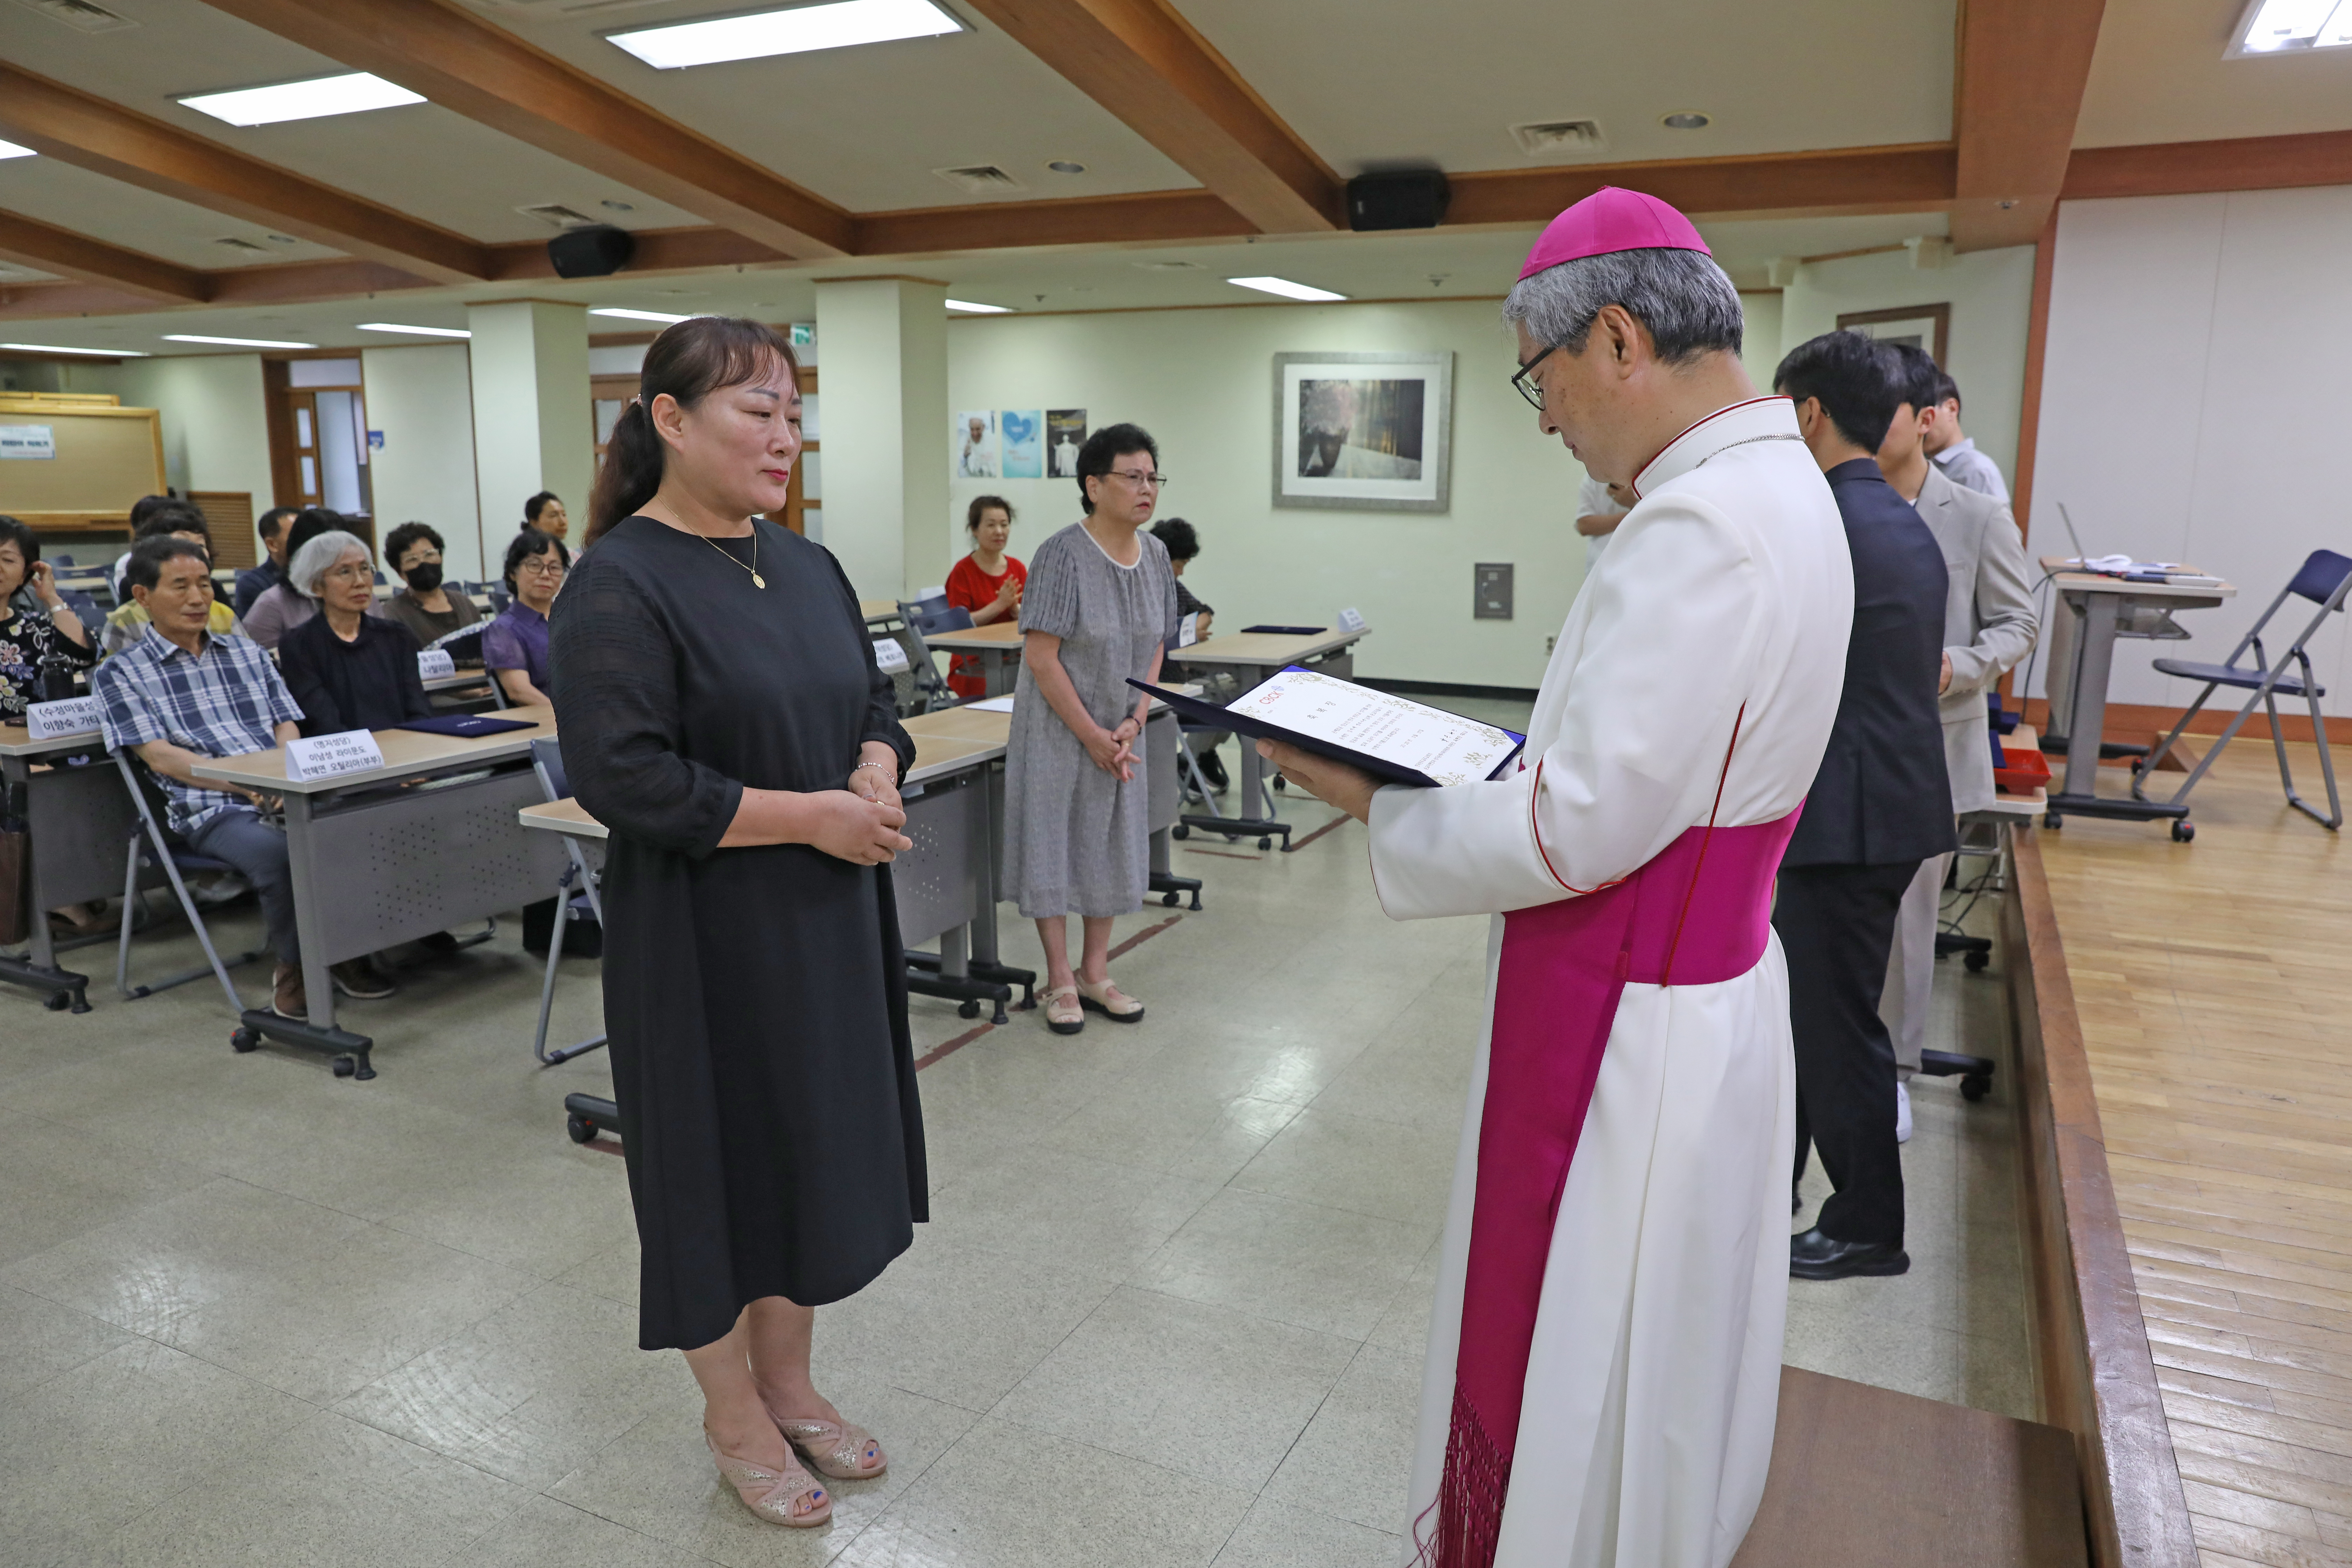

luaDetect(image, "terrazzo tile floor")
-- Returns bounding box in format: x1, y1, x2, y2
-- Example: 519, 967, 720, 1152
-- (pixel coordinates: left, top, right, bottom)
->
0, 713, 2029, 1566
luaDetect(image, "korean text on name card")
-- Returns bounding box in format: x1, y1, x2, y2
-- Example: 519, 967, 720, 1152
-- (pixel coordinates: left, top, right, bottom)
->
286, 730, 385, 782
24, 696, 103, 741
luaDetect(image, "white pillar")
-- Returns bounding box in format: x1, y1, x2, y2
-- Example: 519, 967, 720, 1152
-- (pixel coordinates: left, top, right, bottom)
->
813, 278, 948, 600
466, 300, 592, 570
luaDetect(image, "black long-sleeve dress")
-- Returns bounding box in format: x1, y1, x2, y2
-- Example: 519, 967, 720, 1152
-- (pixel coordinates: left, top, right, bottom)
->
550, 515, 924, 1352
277, 613, 432, 736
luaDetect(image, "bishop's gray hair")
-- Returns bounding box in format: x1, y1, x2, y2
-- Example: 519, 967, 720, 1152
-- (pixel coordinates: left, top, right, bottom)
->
1503, 247, 1745, 366
288, 528, 372, 601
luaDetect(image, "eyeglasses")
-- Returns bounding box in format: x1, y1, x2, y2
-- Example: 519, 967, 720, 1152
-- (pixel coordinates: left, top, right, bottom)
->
1511, 343, 1560, 411
398, 548, 442, 568
319, 563, 372, 583
515, 556, 566, 578
1108, 469, 1169, 490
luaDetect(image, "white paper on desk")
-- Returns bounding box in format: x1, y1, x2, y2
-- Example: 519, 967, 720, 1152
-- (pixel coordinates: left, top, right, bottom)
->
1228, 668, 1516, 786
24, 695, 102, 741
286, 729, 384, 782
965, 694, 1018, 713
872, 637, 910, 674
416, 648, 456, 680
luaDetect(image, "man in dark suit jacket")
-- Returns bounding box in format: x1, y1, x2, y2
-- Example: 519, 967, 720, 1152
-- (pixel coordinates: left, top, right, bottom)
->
1772, 331, 1956, 1281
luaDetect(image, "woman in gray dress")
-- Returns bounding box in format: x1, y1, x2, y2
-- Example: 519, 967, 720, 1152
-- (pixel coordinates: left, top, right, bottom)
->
1005, 422, 1178, 1034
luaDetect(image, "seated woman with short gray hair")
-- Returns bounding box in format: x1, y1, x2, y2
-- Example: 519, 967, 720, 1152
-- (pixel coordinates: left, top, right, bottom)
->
275, 529, 432, 737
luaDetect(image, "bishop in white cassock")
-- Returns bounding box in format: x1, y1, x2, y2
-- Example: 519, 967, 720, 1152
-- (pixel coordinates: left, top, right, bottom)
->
1263, 190, 1853, 1568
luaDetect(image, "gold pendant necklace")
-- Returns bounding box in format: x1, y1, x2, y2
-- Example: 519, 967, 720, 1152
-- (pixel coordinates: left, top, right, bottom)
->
700, 526, 764, 588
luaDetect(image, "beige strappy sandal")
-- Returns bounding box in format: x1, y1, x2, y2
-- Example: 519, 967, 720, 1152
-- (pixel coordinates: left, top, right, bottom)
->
1075, 975, 1143, 1022
776, 1416, 888, 1480
706, 1431, 830, 1527
1041, 985, 1085, 1034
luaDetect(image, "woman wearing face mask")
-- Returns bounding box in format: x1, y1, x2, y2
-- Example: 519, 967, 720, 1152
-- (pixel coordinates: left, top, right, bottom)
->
380, 522, 481, 650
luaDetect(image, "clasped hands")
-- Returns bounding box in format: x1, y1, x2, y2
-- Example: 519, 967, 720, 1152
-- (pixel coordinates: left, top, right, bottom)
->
1085, 714, 1143, 781
821, 744, 910, 865
1256, 740, 1380, 825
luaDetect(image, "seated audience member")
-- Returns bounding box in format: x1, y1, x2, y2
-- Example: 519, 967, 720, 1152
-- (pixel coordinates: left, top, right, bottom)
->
277, 529, 432, 736
242, 508, 381, 651
485, 527, 566, 706
0, 514, 97, 719
103, 505, 243, 654
233, 506, 299, 617
93, 536, 394, 1014
523, 491, 569, 542
380, 521, 482, 650
1921, 370, 2010, 504
943, 494, 1026, 699
1149, 516, 1227, 789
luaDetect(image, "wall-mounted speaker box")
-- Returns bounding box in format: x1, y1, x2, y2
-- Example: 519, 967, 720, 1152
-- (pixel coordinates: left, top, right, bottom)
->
1347, 170, 1451, 231
548, 225, 636, 279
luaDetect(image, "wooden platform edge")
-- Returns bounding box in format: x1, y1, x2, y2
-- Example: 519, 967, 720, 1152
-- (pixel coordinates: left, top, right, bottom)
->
2000, 827, 2199, 1568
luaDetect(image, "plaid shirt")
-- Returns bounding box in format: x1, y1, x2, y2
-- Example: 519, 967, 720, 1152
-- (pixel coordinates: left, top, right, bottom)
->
93, 627, 303, 835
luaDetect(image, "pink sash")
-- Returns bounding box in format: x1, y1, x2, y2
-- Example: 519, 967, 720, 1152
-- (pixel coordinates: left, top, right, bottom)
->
1420, 798, 1801, 1568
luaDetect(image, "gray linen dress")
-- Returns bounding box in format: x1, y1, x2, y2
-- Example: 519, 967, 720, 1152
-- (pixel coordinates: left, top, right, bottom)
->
1004, 521, 1178, 918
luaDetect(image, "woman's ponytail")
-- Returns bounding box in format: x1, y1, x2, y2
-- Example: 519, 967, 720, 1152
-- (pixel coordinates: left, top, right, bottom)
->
584, 316, 799, 552
587, 399, 663, 548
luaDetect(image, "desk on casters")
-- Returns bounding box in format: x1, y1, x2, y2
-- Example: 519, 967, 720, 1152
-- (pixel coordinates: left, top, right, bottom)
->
189, 709, 569, 1079
919, 620, 1024, 699
0, 722, 140, 1013
1165, 625, 1368, 850
2038, 560, 2235, 841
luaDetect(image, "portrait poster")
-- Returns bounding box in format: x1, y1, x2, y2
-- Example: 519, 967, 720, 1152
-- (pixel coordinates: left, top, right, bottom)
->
1047, 409, 1087, 478
955, 410, 998, 478
1274, 351, 1452, 512
1001, 409, 1043, 478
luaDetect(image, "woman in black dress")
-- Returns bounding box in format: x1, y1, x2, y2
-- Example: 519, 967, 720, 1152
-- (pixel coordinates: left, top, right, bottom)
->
552, 317, 923, 1531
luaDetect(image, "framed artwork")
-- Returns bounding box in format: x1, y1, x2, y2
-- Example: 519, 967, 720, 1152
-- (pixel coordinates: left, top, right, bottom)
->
1273, 351, 1453, 512
1046, 408, 1086, 477
1001, 409, 1043, 478
954, 410, 998, 478
1837, 303, 1950, 365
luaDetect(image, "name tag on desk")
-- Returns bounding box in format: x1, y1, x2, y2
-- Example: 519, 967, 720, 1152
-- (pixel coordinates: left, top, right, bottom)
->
1338, 607, 1367, 634
872, 638, 910, 674
25, 696, 102, 741
417, 649, 456, 680
1177, 612, 1199, 648
286, 729, 384, 782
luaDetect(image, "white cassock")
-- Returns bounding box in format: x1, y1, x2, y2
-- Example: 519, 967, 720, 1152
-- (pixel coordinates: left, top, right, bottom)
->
1374, 397, 1852, 1568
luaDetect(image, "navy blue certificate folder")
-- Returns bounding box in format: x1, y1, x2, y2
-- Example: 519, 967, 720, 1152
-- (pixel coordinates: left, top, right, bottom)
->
392, 715, 538, 739
1128, 670, 1524, 788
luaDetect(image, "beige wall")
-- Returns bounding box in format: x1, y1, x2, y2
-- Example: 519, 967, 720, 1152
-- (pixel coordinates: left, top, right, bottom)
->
362, 343, 484, 580
71, 352, 276, 512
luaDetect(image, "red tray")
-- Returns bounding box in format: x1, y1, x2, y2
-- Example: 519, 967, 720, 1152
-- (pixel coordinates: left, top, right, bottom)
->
1994, 748, 2051, 796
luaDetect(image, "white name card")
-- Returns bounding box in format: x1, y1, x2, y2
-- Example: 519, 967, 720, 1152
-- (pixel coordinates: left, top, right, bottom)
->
1338, 606, 1367, 634
286, 729, 385, 782
0, 424, 56, 461
872, 637, 910, 674
416, 648, 455, 680
1178, 611, 1199, 648
24, 695, 102, 740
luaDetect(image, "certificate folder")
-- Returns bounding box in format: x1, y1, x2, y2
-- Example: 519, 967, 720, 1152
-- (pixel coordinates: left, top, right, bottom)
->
1128, 667, 1524, 788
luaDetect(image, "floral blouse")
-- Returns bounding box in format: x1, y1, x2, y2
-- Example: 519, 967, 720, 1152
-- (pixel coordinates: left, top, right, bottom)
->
0, 604, 98, 721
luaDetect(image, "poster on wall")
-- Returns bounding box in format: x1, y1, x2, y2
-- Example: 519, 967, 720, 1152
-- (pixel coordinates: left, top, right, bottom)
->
1273, 351, 1452, 513
1000, 410, 1043, 478
1046, 409, 1087, 477
955, 410, 999, 477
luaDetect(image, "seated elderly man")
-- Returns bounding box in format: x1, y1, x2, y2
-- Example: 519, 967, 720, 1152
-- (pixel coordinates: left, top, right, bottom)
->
276, 528, 432, 736
93, 536, 395, 1016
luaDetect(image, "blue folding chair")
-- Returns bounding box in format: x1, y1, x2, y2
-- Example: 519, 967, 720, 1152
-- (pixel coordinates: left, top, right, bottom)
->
2135, 548, 2351, 830
528, 737, 606, 1065
111, 751, 270, 1010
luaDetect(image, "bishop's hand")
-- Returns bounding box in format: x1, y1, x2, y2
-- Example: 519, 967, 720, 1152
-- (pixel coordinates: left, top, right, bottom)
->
1258, 740, 1379, 825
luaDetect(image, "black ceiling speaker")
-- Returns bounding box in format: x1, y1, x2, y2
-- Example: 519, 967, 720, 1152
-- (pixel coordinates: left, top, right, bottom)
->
547, 224, 635, 279
1347, 170, 1451, 232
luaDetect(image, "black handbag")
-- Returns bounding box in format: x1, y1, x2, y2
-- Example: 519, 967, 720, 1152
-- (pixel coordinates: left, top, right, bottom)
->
0, 781, 29, 948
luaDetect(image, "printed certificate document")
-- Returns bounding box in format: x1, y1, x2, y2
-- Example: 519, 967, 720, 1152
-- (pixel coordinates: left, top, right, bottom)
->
1129, 667, 1522, 787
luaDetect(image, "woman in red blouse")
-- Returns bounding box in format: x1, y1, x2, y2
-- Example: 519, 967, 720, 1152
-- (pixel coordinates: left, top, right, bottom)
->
941, 495, 1026, 700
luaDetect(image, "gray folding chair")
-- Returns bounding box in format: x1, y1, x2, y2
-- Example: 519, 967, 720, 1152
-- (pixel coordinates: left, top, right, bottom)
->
528, 737, 606, 1065
878, 611, 957, 717
2135, 548, 2351, 830
110, 751, 270, 1011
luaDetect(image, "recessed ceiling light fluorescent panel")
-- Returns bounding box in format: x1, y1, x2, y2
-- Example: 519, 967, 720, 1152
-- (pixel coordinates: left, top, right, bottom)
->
358, 323, 471, 338
161, 334, 317, 349
2229, 0, 2352, 52
945, 299, 1010, 313
608, 0, 963, 69
1, 342, 147, 356
0, 140, 34, 160
1227, 276, 1347, 302
179, 73, 426, 127
590, 307, 696, 323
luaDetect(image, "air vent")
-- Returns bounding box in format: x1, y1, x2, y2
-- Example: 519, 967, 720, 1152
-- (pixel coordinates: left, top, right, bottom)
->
1132, 260, 1202, 272
213, 237, 270, 253
933, 164, 1026, 195
1510, 119, 1606, 156
516, 202, 601, 230
12, 0, 138, 33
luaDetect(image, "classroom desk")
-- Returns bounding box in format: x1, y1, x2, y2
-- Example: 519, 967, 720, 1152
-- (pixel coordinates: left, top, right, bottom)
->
920, 620, 1024, 698
1165, 625, 1367, 849
0, 722, 136, 1013
2037, 560, 2234, 837
189, 709, 567, 1076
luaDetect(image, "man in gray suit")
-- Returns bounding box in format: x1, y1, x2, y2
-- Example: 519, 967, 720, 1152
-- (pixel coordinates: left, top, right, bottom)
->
1876, 345, 2038, 1139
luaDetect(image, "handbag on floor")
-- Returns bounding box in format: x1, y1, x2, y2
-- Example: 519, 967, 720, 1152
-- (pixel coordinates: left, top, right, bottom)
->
0, 782, 29, 947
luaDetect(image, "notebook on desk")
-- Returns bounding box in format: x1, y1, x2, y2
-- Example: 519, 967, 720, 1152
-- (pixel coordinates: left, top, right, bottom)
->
1128, 666, 1522, 788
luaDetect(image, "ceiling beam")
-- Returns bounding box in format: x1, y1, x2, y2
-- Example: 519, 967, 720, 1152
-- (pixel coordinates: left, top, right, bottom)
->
0, 210, 211, 303
0, 62, 491, 285
954, 0, 1341, 233
1446, 143, 1958, 227
856, 189, 1254, 257
2063, 129, 2352, 201
1949, 0, 2109, 251
197, 0, 854, 259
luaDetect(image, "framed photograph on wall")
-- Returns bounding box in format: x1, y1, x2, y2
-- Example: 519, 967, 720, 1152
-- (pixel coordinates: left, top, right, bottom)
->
1836, 303, 1950, 364
1273, 351, 1453, 512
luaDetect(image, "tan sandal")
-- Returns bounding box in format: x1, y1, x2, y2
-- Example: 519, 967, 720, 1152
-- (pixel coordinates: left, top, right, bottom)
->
1041, 985, 1085, 1035
776, 1415, 888, 1480
706, 1431, 830, 1527
1075, 975, 1144, 1022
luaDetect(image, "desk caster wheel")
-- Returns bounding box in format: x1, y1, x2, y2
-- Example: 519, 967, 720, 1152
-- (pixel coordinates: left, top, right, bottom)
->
1162, 890, 1179, 907
1964, 948, 1990, 973
1257, 836, 1273, 850
44, 992, 70, 1012
332, 1055, 357, 1079
1172, 825, 1190, 840
2171, 819, 2195, 842
231, 1026, 260, 1054
2043, 811, 2063, 830
1273, 776, 1286, 792
958, 999, 980, 1019
567, 1113, 595, 1143
1961, 1074, 1992, 1103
